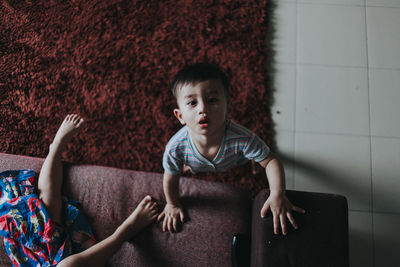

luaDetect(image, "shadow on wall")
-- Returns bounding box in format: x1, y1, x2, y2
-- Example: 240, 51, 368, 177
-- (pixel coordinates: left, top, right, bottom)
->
278, 152, 371, 211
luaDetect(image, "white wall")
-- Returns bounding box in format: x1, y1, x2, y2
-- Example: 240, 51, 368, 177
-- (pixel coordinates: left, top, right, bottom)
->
271, 0, 400, 266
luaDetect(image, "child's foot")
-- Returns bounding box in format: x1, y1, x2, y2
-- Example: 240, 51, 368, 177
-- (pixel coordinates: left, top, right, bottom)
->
119, 195, 158, 238
51, 114, 84, 152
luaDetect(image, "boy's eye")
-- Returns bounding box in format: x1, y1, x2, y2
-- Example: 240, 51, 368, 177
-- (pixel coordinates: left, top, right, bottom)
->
208, 98, 219, 103
187, 100, 197, 106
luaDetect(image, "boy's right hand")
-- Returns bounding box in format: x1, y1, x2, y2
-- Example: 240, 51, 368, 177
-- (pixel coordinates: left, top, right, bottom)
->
157, 203, 185, 232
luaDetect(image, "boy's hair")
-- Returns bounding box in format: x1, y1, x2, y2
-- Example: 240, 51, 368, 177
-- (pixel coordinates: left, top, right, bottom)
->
171, 63, 230, 100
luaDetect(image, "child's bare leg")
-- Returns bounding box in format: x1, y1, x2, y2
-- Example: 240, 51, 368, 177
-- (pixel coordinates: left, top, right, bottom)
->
38, 114, 84, 223
57, 196, 158, 267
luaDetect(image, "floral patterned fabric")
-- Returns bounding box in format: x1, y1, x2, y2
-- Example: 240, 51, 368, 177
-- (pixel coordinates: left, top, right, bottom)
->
0, 169, 96, 266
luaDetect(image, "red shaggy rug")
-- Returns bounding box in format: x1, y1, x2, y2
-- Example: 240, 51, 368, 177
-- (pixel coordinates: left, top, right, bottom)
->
0, 0, 272, 195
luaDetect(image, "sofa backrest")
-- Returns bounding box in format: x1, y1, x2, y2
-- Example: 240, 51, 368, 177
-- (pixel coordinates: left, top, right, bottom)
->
0, 153, 252, 267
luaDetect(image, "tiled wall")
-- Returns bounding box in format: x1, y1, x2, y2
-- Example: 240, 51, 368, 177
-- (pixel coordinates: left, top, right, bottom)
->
270, 0, 400, 266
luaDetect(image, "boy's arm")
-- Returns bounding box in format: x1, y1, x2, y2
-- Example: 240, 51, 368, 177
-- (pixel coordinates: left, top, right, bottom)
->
164, 170, 181, 205
157, 171, 185, 232
259, 153, 305, 235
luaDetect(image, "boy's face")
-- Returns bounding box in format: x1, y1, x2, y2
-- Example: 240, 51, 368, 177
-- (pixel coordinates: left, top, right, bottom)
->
174, 79, 228, 138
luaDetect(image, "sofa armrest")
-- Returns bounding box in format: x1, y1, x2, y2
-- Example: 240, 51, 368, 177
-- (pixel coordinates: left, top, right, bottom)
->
251, 189, 349, 267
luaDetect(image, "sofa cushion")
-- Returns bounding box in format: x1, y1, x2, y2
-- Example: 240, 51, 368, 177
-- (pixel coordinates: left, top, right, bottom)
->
0, 153, 252, 266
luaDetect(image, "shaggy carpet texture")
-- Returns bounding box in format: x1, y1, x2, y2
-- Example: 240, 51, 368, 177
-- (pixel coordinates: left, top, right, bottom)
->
0, 0, 272, 195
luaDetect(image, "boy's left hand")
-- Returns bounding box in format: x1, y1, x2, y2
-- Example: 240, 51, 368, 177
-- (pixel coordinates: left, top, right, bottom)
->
260, 191, 305, 235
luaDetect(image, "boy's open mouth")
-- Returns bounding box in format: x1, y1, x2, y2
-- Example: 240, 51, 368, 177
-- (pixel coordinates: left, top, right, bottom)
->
199, 118, 209, 128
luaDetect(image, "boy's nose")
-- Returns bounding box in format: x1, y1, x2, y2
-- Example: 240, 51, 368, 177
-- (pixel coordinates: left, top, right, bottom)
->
197, 101, 207, 114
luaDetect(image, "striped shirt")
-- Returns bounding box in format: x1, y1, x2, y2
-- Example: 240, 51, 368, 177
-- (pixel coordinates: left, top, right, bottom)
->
163, 120, 270, 175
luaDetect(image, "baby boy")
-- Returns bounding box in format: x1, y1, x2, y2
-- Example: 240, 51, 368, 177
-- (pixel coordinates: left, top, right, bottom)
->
157, 63, 305, 235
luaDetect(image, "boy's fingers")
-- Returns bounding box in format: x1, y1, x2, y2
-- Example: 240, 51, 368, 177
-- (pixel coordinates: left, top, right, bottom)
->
260, 202, 270, 218
167, 217, 173, 232
179, 211, 185, 222
287, 212, 298, 229
162, 216, 167, 232
293, 205, 305, 214
173, 218, 178, 232
280, 214, 287, 235
166, 216, 172, 232
166, 217, 170, 232
273, 213, 279, 235
165, 217, 170, 232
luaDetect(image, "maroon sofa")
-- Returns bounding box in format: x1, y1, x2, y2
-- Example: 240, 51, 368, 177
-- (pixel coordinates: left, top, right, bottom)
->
0, 152, 348, 267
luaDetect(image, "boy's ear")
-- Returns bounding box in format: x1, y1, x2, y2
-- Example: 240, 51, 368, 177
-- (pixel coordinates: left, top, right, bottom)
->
173, 108, 186, 125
